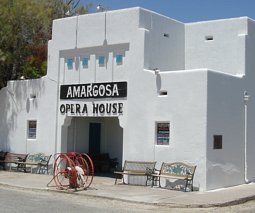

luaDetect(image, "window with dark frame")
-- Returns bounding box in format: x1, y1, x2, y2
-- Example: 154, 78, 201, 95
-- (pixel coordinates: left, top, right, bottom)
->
28, 120, 37, 139
213, 135, 222, 149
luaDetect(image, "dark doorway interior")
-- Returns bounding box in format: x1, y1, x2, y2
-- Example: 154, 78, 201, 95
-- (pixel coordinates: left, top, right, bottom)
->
89, 123, 101, 155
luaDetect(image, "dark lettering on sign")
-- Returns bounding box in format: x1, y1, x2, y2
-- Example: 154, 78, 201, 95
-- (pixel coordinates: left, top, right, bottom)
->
92, 103, 123, 115
60, 81, 127, 99
60, 104, 88, 114
60, 103, 123, 115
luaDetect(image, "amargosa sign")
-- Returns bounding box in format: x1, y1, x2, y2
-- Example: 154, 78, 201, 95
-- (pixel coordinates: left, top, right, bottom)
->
60, 81, 127, 99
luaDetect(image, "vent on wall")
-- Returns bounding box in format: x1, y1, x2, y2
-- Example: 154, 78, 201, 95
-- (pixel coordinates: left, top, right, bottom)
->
159, 90, 168, 96
213, 135, 222, 149
205, 35, 214, 41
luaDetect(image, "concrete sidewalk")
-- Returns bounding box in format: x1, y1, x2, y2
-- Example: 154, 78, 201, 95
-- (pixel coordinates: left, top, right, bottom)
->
0, 170, 255, 208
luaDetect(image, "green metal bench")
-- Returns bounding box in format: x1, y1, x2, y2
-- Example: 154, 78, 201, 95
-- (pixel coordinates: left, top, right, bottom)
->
151, 162, 196, 192
17, 153, 52, 174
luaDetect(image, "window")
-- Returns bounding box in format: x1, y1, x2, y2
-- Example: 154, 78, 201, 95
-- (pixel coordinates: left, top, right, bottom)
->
116, 54, 123, 65
156, 122, 170, 145
67, 58, 73, 69
98, 56, 105, 66
28, 120, 37, 139
82, 57, 89, 68
213, 135, 222, 149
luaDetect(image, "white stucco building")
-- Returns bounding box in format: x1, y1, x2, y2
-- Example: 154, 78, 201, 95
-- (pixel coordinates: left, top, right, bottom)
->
1, 7, 255, 191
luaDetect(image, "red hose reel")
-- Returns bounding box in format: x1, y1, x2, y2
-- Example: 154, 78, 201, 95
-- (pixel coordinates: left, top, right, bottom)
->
47, 152, 94, 190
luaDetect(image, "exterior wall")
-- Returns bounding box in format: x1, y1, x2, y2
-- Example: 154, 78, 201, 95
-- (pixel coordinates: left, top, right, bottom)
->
244, 19, 255, 182
49, 8, 142, 153
205, 18, 255, 190
185, 18, 247, 76
206, 72, 244, 190
140, 9, 185, 71
0, 77, 57, 155
123, 69, 208, 190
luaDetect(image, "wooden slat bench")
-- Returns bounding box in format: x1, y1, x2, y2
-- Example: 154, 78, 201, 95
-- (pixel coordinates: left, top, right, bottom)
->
114, 160, 156, 185
0, 152, 28, 171
17, 153, 52, 174
151, 162, 196, 192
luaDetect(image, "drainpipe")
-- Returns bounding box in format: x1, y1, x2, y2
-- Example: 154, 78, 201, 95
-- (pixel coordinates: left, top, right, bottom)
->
243, 91, 250, 183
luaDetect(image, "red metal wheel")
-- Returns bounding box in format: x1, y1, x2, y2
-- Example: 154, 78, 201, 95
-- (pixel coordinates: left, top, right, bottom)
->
74, 154, 89, 188
53, 153, 76, 189
64, 152, 94, 189
67, 152, 89, 189
81, 153, 94, 189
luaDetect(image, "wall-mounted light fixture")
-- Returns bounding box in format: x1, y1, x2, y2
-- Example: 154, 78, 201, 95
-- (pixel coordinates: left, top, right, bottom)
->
29, 94, 36, 101
243, 91, 250, 103
153, 68, 160, 75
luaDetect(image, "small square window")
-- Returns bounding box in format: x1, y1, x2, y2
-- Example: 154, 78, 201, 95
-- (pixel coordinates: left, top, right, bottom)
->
99, 56, 105, 66
82, 57, 89, 68
67, 58, 73, 70
213, 135, 222, 149
116, 54, 123, 65
28, 120, 37, 139
156, 122, 170, 145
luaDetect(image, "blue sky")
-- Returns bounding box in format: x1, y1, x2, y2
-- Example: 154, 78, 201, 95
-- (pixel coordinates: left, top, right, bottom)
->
80, 0, 255, 23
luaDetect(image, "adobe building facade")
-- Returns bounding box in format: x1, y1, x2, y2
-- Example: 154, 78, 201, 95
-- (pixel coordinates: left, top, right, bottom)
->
1, 7, 255, 191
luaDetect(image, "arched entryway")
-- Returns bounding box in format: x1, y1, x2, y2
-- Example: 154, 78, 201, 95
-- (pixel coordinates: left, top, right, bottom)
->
64, 116, 123, 173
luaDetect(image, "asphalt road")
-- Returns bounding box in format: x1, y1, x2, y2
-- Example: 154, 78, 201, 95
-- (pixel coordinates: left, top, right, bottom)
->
1, 185, 255, 213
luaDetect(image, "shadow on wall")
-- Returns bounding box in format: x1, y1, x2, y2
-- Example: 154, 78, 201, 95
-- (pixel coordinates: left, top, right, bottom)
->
0, 78, 46, 152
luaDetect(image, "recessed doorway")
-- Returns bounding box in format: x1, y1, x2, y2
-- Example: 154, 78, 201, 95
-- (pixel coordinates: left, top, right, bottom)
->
89, 122, 101, 155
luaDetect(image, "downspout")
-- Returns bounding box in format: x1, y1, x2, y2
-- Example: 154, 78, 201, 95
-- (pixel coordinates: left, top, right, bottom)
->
244, 91, 250, 183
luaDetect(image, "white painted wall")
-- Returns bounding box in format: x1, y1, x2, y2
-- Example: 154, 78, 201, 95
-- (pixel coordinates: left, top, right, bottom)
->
186, 18, 247, 76
0, 77, 57, 156
206, 71, 244, 190
140, 9, 185, 71
123, 69, 207, 190
244, 19, 255, 182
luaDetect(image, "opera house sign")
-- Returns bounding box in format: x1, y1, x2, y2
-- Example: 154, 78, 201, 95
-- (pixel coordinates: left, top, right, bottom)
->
59, 81, 127, 115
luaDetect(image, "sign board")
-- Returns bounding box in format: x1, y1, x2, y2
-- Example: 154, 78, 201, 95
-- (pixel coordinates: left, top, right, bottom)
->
60, 81, 127, 100
157, 123, 170, 145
